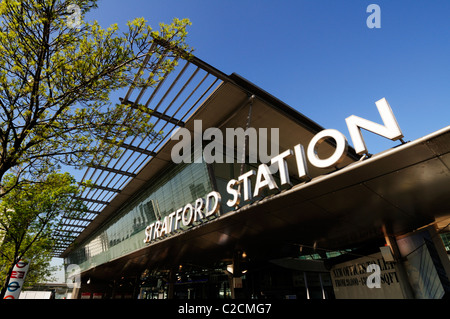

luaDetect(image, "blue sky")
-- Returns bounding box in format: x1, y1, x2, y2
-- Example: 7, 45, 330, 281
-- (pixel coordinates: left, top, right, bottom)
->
84, 0, 450, 155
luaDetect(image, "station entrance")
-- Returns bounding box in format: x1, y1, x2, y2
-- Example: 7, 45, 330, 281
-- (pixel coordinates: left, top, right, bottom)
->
137, 261, 335, 300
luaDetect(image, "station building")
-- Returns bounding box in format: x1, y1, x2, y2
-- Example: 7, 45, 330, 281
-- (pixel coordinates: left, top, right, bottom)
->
57, 43, 450, 299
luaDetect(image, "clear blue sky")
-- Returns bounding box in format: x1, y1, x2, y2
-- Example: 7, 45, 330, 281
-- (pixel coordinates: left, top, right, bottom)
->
85, 0, 450, 155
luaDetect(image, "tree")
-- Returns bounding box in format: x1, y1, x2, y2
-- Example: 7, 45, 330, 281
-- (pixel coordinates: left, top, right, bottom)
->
0, 0, 192, 196
0, 172, 85, 299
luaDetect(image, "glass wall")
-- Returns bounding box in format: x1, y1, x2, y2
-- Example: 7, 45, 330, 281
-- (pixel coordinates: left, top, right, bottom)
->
441, 232, 450, 253
65, 142, 309, 273
66, 161, 213, 272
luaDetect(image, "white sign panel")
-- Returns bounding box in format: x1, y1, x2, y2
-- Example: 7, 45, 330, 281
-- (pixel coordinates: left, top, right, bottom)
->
3, 260, 30, 299
330, 252, 405, 299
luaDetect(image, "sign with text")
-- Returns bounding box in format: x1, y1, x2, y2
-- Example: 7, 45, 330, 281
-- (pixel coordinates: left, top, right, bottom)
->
330, 252, 404, 299
3, 260, 30, 299
147, 98, 405, 245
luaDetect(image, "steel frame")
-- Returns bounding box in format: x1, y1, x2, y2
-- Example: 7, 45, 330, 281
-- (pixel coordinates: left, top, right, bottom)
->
52, 39, 229, 256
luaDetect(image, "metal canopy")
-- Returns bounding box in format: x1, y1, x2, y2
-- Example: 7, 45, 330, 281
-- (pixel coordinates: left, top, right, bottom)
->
77, 126, 450, 280
52, 41, 227, 257
58, 68, 364, 259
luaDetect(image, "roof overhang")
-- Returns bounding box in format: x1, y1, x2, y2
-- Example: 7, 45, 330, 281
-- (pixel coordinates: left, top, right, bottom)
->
60, 68, 360, 257
78, 125, 450, 279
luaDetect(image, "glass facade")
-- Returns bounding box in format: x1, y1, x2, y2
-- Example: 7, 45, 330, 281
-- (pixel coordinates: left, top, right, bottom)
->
441, 233, 450, 253
66, 161, 213, 272
66, 148, 306, 273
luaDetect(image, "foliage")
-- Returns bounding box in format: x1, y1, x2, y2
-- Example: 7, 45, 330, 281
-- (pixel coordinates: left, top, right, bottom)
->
0, 0, 192, 196
0, 172, 85, 297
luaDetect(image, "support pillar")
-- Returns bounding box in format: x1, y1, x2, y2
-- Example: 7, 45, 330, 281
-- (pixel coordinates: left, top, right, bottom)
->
71, 286, 80, 299
167, 269, 175, 299
392, 225, 450, 299
231, 251, 245, 299
384, 232, 415, 299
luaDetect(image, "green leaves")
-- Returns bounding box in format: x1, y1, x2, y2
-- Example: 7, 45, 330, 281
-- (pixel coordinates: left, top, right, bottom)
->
0, 0, 192, 194
0, 171, 86, 292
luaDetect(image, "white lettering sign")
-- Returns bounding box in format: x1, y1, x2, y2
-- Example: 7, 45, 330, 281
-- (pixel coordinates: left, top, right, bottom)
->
346, 98, 403, 155
307, 129, 348, 169
144, 191, 221, 243
146, 98, 404, 243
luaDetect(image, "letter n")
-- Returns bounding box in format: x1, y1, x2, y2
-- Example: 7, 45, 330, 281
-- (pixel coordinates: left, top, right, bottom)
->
345, 98, 403, 155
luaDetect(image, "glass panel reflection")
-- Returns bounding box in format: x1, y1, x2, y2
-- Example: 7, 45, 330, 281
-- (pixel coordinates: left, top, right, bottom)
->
67, 161, 212, 271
